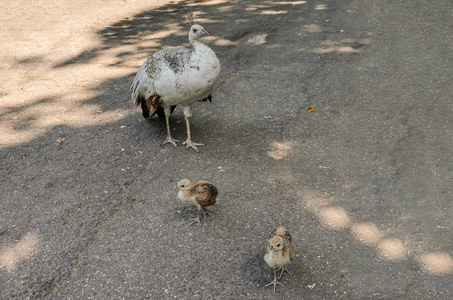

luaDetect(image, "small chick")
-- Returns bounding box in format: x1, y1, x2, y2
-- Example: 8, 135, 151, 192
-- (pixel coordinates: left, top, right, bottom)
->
177, 179, 218, 227
264, 227, 294, 292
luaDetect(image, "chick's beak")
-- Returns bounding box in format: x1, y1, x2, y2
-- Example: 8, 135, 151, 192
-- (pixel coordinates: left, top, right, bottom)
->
269, 245, 274, 251
202, 28, 209, 35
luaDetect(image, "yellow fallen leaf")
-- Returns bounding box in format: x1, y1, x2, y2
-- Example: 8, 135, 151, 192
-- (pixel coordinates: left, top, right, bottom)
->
308, 107, 314, 112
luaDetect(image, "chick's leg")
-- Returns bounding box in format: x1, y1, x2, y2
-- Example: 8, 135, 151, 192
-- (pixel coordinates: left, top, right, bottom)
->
199, 205, 212, 219
161, 106, 179, 147
185, 205, 201, 228
278, 266, 292, 279
182, 106, 205, 152
265, 268, 284, 293
186, 205, 210, 229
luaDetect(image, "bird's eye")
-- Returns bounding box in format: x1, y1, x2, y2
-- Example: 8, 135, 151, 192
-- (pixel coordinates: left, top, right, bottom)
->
277, 244, 281, 247
193, 29, 198, 33
181, 185, 185, 187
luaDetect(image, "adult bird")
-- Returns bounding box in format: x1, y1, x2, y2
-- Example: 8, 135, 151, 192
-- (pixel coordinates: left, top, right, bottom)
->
264, 227, 295, 292
130, 23, 220, 151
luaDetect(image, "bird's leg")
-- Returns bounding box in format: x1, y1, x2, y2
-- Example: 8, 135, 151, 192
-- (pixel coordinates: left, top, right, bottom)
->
278, 266, 292, 279
182, 106, 205, 152
161, 106, 179, 147
199, 205, 212, 219
186, 206, 211, 229
265, 268, 284, 293
186, 205, 203, 228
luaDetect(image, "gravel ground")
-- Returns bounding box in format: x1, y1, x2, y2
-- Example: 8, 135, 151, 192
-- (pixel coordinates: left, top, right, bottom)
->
1, 0, 452, 299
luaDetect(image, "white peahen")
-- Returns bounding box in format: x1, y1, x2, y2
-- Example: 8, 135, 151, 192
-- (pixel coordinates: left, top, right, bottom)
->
130, 24, 220, 151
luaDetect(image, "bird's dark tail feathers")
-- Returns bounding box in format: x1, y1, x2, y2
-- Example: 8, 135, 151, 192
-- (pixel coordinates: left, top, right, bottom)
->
139, 95, 150, 118
139, 92, 162, 119
199, 94, 212, 103
139, 94, 176, 119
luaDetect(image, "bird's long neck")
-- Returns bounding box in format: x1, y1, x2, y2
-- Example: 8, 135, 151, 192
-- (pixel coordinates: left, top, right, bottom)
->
190, 42, 218, 68
190, 40, 203, 51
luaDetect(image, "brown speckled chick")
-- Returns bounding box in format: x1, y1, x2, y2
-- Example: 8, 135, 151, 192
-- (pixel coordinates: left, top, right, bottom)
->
264, 227, 295, 292
177, 179, 218, 227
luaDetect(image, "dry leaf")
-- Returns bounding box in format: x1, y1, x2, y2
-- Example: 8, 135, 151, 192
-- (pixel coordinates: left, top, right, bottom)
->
56, 138, 65, 143
307, 283, 316, 289
308, 107, 314, 112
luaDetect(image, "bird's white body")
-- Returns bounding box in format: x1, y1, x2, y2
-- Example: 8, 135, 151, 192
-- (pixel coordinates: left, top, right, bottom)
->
131, 42, 220, 109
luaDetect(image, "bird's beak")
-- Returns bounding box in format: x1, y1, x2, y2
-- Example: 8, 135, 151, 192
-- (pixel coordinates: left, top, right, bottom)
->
202, 28, 209, 35
269, 245, 274, 251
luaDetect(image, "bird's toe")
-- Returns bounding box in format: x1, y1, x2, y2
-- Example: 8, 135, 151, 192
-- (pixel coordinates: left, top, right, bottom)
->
161, 137, 180, 147
183, 140, 205, 152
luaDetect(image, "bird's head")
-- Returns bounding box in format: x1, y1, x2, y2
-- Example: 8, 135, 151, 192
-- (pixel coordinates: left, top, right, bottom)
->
188, 24, 209, 43
177, 179, 191, 191
269, 236, 284, 252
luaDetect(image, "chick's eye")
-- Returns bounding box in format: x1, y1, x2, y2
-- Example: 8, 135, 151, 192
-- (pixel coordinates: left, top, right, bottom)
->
277, 244, 281, 247
193, 29, 198, 32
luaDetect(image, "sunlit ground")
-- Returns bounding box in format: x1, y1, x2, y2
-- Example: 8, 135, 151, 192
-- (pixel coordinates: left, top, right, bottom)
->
0, 0, 181, 147
299, 187, 453, 274
0, 231, 39, 271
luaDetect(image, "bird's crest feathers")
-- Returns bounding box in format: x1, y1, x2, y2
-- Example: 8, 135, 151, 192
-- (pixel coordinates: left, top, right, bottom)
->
275, 227, 287, 237
187, 12, 194, 25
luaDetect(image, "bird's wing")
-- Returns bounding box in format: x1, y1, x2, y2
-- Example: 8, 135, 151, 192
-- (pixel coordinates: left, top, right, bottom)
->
147, 47, 193, 76
283, 230, 293, 245
189, 181, 218, 207
288, 243, 295, 262
283, 230, 294, 261
130, 58, 161, 118
131, 47, 194, 117
265, 237, 271, 254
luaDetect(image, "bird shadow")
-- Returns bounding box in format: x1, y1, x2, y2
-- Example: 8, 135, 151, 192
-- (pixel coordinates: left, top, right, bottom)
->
240, 245, 268, 286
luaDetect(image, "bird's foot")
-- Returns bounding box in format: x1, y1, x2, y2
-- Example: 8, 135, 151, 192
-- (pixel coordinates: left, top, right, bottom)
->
278, 266, 292, 279
186, 216, 201, 229
183, 139, 205, 152
161, 136, 180, 147
265, 278, 284, 293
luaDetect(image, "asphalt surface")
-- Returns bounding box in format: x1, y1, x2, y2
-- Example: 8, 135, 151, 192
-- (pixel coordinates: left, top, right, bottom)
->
1, 0, 453, 299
